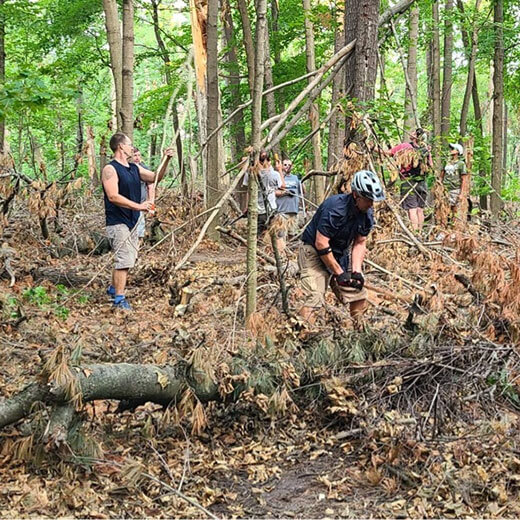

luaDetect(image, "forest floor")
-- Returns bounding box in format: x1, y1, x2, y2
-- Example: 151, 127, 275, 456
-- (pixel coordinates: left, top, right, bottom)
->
1, 189, 520, 518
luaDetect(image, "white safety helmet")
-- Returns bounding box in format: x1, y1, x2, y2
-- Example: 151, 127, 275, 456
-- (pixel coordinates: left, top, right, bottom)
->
449, 143, 463, 155
351, 170, 385, 202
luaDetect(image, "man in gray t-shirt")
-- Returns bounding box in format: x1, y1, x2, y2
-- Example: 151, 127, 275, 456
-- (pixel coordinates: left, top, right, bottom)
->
132, 147, 154, 239
276, 158, 302, 244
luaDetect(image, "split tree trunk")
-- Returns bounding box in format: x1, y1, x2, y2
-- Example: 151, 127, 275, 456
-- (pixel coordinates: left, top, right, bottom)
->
441, 0, 454, 141
121, 0, 134, 140
303, 0, 324, 202
245, 0, 267, 321
190, 0, 208, 195
490, 0, 504, 217
102, 0, 123, 131
206, 0, 221, 241
404, 5, 419, 135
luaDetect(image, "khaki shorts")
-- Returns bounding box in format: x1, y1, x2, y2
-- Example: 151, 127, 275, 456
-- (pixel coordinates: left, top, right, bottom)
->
278, 213, 298, 238
298, 243, 367, 308
106, 223, 140, 269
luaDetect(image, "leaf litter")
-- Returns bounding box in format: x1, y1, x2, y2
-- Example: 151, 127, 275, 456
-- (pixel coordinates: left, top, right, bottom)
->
0, 189, 520, 517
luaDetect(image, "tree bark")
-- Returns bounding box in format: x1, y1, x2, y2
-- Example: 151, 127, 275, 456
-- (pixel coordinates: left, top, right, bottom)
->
404, 6, 419, 134
237, 0, 255, 97
344, 0, 359, 99
441, 0, 454, 141
490, 0, 504, 217
102, 0, 123, 131
121, 0, 134, 139
344, 0, 381, 144
245, 0, 267, 321
206, 0, 221, 241
303, 0, 324, 202
431, 0, 442, 170
222, 0, 246, 163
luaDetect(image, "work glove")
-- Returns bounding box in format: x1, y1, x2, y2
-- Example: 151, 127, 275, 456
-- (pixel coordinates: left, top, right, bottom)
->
335, 271, 364, 290
349, 272, 364, 290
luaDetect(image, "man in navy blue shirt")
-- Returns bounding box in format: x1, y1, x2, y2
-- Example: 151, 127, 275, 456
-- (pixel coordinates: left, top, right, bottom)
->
102, 133, 173, 310
299, 170, 385, 327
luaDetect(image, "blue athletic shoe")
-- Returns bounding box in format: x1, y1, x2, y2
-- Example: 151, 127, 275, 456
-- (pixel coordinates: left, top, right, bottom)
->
107, 285, 116, 300
113, 295, 132, 310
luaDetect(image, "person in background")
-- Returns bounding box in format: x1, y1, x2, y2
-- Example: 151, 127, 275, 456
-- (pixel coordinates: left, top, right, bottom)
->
441, 143, 469, 220
243, 150, 285, 235
131, 147, 154, 240
275, 158, 302, 249
388, 128, 432, 234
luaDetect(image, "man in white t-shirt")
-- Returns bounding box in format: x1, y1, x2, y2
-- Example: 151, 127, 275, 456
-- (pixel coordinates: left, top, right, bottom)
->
243, 151, 285, 234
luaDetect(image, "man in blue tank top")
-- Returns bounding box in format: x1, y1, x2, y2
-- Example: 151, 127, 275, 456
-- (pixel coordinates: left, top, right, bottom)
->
102, 133, 173, 310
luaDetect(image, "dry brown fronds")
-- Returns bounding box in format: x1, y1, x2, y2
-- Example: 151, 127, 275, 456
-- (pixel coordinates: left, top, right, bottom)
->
41, 346, 82, 409
246, 311, 268, 339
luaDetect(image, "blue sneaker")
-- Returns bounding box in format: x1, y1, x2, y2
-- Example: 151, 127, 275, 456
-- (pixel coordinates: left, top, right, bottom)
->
107, 285, 116, 300
113, 295, 132, 310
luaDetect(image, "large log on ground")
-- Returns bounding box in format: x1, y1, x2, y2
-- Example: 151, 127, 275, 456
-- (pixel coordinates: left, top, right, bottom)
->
0, 362, 218, 429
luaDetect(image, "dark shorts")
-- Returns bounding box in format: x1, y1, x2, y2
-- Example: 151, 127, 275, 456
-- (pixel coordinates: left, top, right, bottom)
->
401, 179, 427, 210
258, 213, 269, 234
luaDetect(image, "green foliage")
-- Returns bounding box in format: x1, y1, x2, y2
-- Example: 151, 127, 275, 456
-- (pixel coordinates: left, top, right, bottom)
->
23, 286, 52, 307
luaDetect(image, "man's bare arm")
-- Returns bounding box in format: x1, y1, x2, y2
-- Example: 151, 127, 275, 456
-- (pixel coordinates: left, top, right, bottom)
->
137, 148, 175, 184
351, 235, 367, 273
102, 165, 151, 211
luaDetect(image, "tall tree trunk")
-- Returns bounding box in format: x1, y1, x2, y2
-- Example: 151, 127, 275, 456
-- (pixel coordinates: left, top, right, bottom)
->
458, 0, 485, 207
503, 101, 507, 171
344, 0, 359, 99
327, 20, 345, 170
121, 0, 134, 139
344, 0, 380, 144
431, 0, 442, 170
303, 0, 324, 202
458, 0, 482, 137
271, 0, 284, 113
490, 0, 504, 217
237, 0, 255, 97
263, 30, 278, 131
0, 0, 5, 153
151, 0, 186, 192
245, 0, 267, 321
206, 0, 220, 241
441, 0, 454, 141
222, 0, 246, 163
404, 6, 419, 134
353, 0, 380, 102
102, 0, 123, 131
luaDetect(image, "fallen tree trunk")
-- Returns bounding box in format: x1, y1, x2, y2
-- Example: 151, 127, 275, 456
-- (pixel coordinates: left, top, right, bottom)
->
32, 267, 93, 287
0, 362, 216, 429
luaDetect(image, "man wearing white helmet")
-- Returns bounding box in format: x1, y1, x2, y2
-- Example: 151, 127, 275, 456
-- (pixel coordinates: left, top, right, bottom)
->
442, 143, 468, 217
298, 170, 385, 327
